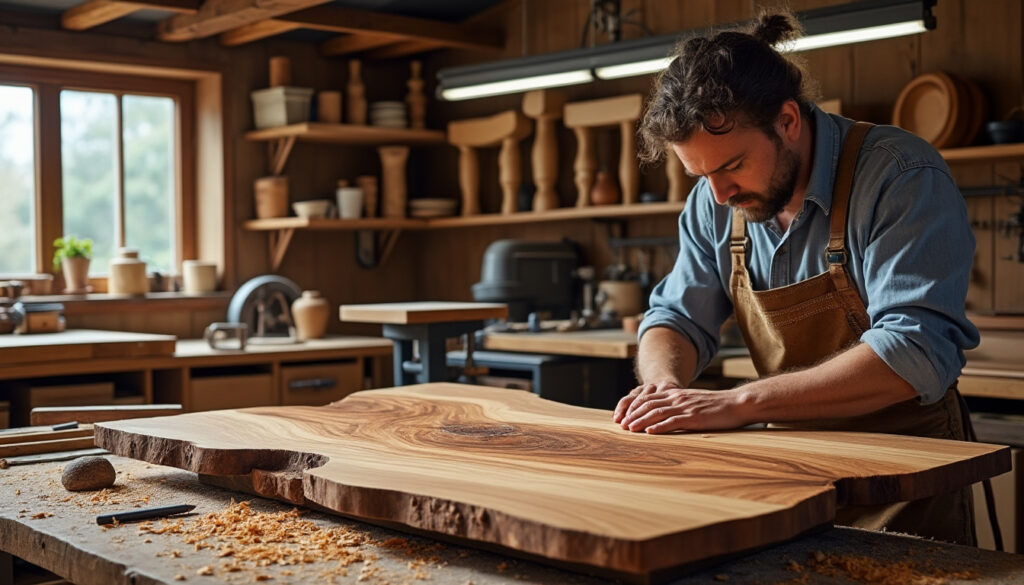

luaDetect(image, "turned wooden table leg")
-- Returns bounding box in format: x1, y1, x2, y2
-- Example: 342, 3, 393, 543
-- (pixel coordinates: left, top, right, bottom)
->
498, 136, 521, 215
378, 146, 409, 218
532, 115, 559, 211
619, 120, 638, 205
458, 145, 480, 216
666, 151, 686, 202
573, 126, 595, 207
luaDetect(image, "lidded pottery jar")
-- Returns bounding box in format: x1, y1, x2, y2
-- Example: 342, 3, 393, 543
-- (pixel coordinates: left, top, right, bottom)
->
108, 247, 148, 295
291, 290, 329, 340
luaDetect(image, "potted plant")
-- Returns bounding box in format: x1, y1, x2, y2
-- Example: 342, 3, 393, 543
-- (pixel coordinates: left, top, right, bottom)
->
53, 236, 93, 294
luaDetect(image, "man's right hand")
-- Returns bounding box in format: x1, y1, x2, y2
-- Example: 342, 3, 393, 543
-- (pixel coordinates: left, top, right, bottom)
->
613, 380, 683, 425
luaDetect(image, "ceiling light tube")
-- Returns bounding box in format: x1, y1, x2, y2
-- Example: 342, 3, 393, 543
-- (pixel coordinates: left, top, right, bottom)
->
435, 0, 935, 101
783, 20, 929, 52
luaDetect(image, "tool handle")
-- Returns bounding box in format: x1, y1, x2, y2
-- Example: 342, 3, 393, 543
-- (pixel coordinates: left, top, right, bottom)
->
96, 504, 195, 525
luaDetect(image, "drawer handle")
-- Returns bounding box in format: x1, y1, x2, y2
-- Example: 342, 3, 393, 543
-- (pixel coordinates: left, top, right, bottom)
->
289, 378, 337, 390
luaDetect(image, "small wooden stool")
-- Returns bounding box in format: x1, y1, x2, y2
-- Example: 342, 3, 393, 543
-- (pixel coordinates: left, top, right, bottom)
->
447, 110, 533, 216
340, 302, 508, 385
564, 94, 644, 206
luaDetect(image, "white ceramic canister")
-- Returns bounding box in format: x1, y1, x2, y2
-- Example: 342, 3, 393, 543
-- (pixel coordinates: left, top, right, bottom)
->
182, 260, 218, 294
108, 248, 148, 295
336, 186, 365, 219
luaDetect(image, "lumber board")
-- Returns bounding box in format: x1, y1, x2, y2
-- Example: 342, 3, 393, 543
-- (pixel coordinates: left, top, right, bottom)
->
94, 383, 1011, 583
156, 0, 330, 42
339, 301, 508, 325
0, 329, 176, 367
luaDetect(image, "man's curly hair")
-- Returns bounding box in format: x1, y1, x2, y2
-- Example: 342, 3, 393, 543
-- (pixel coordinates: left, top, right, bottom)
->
638, 10, 820, 165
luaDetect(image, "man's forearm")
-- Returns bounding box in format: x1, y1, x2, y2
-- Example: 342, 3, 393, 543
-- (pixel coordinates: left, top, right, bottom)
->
734, 343, 919, 423
635, 326, 699, 386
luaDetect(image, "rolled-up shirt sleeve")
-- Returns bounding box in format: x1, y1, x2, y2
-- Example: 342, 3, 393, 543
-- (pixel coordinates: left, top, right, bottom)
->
638, 183, 735, 381
854, 164, 980, 404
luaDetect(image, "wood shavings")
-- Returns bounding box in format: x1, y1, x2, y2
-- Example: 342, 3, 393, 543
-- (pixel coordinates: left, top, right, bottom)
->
197, 565, 214, 576
783, 551, 980, 585
173, 575, 185, 581
30, 512, 52, 519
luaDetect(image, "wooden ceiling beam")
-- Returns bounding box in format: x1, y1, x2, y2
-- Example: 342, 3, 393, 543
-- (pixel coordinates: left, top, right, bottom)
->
276, 4, 503, 52
319, 33, 404, 57
366, 40, 444, 60
157, 0, 330, 42
62, 0, 197, 31
219, 19, 301, 47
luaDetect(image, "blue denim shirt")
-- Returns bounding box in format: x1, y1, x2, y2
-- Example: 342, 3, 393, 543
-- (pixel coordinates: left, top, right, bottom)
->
639, 106, 980, 404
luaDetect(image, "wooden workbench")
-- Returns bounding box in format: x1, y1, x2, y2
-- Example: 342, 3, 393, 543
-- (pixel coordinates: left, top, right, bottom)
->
1, 456, 1022, 585
483, 328, 638, 359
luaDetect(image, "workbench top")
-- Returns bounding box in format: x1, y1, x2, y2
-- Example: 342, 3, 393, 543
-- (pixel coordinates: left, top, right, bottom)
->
2, 456, 1021, 585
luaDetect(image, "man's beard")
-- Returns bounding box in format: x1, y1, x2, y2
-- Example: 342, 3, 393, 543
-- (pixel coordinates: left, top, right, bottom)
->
727, 140, 801, 223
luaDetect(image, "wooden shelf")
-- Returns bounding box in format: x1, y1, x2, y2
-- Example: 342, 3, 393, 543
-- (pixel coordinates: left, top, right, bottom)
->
940, 142, 1024, 162
245, 202, 686, 271
244, 202, 686, 233
243, 217, 426, 231
244, 123, 446, 146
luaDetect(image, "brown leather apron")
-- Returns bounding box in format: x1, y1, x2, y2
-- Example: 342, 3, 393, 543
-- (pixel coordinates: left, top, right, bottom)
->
728, 122, 975, 545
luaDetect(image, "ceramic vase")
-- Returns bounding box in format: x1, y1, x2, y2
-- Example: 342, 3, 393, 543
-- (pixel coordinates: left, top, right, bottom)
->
292, 290, 329, 340
109, 248, 148, 295
590, 171, 621, 205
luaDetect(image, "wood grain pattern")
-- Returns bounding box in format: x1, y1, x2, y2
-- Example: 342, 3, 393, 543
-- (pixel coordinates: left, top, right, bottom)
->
484, 328, 638, 359
0, 330, 176, 367
340, 301, 507, 325
95, 383, 1010, 582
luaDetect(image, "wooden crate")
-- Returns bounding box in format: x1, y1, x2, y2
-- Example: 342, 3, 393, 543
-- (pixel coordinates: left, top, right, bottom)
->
280, 361, 362, 406
189, 374, 274, 412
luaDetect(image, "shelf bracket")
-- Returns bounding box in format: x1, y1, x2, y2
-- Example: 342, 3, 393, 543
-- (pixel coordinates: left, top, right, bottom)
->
354, 229, 403, 269
268, 228, 295, 271
268, 136, 297, 176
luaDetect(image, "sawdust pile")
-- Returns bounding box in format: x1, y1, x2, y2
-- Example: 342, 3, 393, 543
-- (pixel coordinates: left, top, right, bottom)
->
140, 501, 369, 569
780, 550, 979, 585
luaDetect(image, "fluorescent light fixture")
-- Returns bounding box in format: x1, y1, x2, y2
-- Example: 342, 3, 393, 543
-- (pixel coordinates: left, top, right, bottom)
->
783, 20, 928, 52
441, 70, 594, 101
595, 57, 672, 80
436, 0, 935, 101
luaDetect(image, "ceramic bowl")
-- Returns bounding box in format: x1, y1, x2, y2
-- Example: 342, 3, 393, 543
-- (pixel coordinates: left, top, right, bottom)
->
292, 199, 334, 219
987, 120, 1024, 144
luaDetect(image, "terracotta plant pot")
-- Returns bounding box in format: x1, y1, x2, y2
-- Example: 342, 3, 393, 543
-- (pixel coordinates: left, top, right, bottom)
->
61, 256, 91, 294
590, 171, 621, 205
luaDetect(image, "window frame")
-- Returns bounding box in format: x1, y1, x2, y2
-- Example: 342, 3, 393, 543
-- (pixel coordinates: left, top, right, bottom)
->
0, 63, 196, 280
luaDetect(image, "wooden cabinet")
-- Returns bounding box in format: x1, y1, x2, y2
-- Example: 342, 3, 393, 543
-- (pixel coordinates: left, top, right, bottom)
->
280, 360, 362, 406
189, 373, 275, 412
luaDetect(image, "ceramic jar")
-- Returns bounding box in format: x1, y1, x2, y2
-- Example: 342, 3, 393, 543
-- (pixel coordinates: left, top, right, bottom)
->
590, 171, 621, 205
109, 248, 148, 295
292, 290, 329, 340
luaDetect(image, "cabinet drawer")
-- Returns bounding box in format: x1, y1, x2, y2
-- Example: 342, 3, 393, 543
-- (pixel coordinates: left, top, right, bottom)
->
27, 382, 115, 408
280, 361, 362, 406
189, 374, 274, 412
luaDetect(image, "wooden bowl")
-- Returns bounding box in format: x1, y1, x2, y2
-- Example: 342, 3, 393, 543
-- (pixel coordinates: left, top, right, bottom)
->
960, 77, 989, 146
892, 72, 963, 148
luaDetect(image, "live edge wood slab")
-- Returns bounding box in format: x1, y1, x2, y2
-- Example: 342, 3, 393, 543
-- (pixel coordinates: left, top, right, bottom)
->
94, 383, 1010, 584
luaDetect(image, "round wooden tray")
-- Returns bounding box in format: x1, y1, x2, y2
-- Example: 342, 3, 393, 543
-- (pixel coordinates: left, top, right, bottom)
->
892, 72, 963, 148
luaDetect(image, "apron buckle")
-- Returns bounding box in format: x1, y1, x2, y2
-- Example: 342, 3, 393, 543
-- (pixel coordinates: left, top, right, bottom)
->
826, 248, 847, 265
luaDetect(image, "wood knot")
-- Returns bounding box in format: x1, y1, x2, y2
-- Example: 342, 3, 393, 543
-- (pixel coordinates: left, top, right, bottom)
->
440, 424, 517, 438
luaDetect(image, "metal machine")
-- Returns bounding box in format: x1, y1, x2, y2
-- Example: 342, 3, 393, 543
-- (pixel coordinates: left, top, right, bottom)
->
226, 275, 301, 344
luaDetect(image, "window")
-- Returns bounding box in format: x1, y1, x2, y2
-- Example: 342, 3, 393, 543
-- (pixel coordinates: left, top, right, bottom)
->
0, 64, 194, 281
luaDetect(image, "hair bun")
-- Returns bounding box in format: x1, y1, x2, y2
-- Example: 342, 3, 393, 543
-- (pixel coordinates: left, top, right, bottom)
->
750, 12, 802, 46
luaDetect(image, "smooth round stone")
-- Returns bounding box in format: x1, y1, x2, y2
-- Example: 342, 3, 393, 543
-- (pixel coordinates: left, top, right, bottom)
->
61, 456, 116, 491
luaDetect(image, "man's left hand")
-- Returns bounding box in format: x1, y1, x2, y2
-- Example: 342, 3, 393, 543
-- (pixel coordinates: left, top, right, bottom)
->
617, 386, 749, 433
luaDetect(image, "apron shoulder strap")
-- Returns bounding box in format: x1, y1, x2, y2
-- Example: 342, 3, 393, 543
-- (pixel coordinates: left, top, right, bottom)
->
826, 121, 874, 289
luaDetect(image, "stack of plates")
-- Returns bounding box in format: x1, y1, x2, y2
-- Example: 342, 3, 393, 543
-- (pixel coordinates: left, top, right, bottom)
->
408, 198, 458, 218
370, 101, 407, 129
891, 71, 987, 149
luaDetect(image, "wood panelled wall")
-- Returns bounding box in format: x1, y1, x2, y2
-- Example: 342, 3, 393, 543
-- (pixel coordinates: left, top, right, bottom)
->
2, 0, 1023, 339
